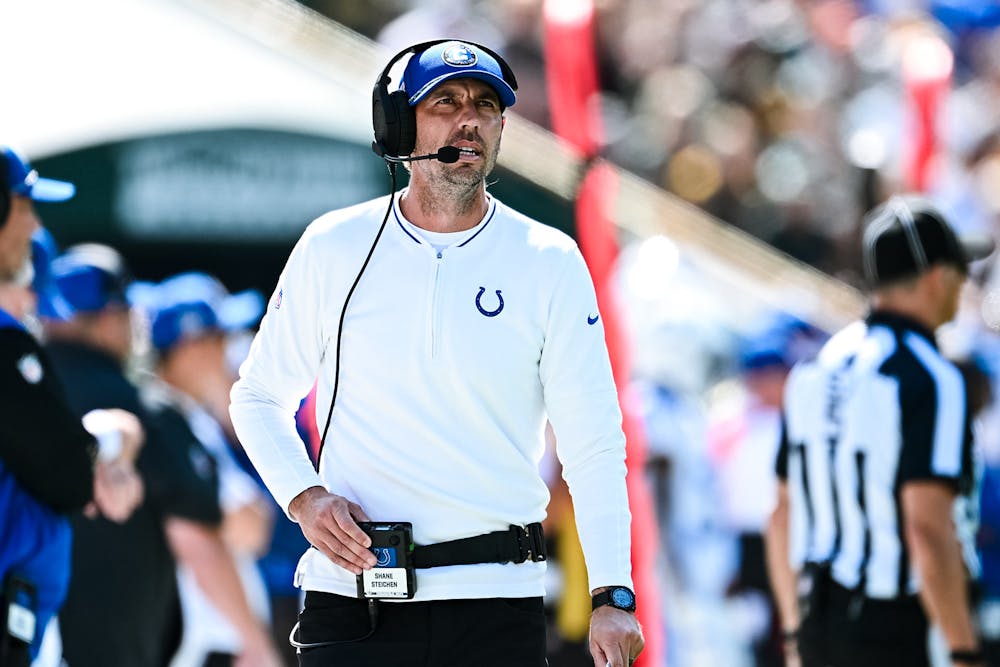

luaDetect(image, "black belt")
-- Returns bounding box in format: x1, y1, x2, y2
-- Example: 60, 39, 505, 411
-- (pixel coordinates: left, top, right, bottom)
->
411, 523, 547, 569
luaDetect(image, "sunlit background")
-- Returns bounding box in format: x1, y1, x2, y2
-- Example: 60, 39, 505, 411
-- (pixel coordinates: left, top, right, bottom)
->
5, 1, 1000, 666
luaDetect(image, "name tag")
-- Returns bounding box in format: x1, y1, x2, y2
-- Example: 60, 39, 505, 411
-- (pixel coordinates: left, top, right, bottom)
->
356, 522, 417, 599
360, 567, 411, 598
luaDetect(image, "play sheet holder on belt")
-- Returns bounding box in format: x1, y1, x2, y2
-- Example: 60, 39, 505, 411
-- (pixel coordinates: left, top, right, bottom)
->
357, 522, 547, 600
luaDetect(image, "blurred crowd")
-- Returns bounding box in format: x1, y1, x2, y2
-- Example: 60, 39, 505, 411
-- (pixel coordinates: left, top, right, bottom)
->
314, 0, 1000, 286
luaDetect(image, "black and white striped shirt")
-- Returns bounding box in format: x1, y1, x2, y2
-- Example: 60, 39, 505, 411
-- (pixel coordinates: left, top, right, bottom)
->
777, 310, 977, 598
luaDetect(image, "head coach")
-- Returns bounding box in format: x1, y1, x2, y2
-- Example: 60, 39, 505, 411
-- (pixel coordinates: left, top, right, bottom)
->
230, 39, 644, 667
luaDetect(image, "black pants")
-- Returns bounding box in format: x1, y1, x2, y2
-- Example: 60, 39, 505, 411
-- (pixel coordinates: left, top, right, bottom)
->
796, 564, 832, 667
735, 533, 783, 667
295, 592, 547, 667
827, 581, 930, 667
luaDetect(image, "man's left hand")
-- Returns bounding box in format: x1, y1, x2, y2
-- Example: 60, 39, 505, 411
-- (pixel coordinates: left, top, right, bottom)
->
589, 605, 644, 667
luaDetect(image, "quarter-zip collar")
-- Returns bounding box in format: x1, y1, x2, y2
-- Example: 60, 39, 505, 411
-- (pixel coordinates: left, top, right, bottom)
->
392, 189, 497, 251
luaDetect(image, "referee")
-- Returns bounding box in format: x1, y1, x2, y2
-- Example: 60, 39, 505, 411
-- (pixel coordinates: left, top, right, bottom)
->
769, 195, 992, 667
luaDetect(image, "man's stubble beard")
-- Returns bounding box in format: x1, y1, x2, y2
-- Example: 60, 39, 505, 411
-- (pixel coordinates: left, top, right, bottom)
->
436, 141, 501, 200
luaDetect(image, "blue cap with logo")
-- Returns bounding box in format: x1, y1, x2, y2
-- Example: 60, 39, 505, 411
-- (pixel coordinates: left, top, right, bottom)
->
51, 244, 131, 313
127, 272, 264, 352
2, 146, 75, 202
30, 228, 74, 320
401, 41, 517, 109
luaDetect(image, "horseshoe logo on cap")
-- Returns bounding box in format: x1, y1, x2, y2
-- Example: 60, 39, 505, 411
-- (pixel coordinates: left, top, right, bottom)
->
443, 43, 477, 67
475, 287, 503, 317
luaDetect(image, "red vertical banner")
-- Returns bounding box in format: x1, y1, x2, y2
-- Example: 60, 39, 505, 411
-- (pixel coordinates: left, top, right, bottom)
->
543, 2, 665, 665
901, 32, 953, 192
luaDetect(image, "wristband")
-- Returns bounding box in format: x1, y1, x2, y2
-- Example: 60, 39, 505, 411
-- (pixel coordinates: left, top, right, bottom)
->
781, 628, 798, 642
949, 648, 984, 664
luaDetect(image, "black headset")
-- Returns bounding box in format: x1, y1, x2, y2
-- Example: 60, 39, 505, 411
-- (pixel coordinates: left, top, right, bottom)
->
371, 38, 519, 160
0, 153, 10, 227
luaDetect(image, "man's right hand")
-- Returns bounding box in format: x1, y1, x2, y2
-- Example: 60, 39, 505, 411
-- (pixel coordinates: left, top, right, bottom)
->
87, 458, 144, 523
288, 486, 377, 574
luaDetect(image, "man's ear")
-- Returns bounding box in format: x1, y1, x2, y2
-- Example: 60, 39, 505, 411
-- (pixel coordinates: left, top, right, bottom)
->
923, 263, 952, 294
501, 117, 507, 129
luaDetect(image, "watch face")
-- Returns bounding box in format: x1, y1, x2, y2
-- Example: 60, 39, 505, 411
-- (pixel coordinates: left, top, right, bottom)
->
611, 587, 635, 608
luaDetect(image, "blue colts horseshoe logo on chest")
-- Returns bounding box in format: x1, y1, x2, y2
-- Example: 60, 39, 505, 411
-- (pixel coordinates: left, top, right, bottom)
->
475, 287, 504, 317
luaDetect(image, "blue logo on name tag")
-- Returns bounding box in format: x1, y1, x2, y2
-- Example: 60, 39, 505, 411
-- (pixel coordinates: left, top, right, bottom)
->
372, 547, 396, 567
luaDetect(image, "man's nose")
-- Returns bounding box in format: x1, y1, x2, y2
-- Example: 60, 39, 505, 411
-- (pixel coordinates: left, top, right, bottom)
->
456, 100, 480, 127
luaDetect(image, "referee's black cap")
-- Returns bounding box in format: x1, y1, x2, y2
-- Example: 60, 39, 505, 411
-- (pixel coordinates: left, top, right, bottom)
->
861, 194, 994, 289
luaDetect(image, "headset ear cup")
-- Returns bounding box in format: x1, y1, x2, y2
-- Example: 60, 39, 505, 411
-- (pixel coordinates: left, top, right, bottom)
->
372, 82, 394, 156
389, 90, 416, 157
372, 85, 416, 158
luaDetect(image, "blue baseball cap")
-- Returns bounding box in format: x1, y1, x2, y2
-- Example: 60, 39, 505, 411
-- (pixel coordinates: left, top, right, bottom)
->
51, 244, 131, 313
30, 228, 74, 320
740, 337, 789, 373
127, 272, 264, 352
2, 146, 75, 202
401, 41, 517, 109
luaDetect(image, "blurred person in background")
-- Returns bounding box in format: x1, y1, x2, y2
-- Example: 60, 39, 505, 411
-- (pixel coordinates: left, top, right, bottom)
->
950, 257, 1000, 667
950, 358, 995, 665
43, 246, 278, 667
129, 271, 281, 667
629, 317, 739, 666
709, 319, 823, 667
768, 195, 991, 667
0, 148, 143, 666
172, 277, 313, 667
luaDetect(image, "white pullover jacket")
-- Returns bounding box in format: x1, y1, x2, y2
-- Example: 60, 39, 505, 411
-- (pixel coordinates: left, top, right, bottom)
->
230, 192, 632, 600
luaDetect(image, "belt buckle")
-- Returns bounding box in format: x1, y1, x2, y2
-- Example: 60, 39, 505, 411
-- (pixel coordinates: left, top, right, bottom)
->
511, 524, 547, 563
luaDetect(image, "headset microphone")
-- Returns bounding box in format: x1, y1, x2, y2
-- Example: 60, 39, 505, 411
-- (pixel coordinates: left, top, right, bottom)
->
371, 144, 461, 164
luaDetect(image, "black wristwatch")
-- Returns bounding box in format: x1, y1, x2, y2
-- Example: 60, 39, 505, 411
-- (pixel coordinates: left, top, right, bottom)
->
592, 586, 636, 613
